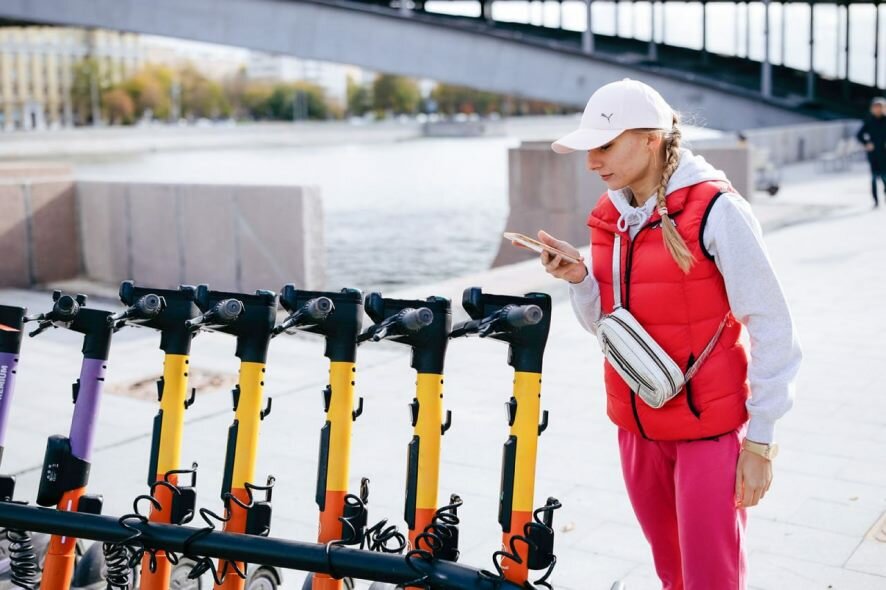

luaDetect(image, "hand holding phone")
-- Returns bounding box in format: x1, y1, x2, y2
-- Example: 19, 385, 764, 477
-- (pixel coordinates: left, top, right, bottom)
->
503, 231, 583, 264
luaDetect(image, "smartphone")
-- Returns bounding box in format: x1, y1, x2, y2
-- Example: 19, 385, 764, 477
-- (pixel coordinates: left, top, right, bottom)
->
503, 232, 582, 264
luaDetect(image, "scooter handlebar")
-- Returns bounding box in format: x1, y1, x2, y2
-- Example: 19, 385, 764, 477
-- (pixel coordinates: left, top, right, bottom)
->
107, 293, 165, 325
360, 306, 434, 342
272, 296, 334, 336
25, 293, 83, 336
503, 304, 543, 328
185, 298, 244, 332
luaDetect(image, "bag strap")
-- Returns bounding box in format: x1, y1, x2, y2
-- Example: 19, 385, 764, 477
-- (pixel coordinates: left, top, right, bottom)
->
612, 234, 622, 308
612, 232, 728, 381
685, 315, 729, 381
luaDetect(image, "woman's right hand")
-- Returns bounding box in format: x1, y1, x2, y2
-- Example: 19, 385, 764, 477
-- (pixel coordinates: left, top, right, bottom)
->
535, 230, 588, 284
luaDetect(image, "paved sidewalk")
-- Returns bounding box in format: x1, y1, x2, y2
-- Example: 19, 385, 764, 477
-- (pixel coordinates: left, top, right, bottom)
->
1, 159, 884, 589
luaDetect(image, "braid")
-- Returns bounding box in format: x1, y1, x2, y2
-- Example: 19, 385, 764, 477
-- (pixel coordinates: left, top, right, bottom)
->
655, 114, 695, 273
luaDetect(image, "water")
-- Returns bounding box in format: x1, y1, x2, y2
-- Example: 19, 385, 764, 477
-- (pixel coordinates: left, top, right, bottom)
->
74, 136, 516, 293
72, 121, 720, 293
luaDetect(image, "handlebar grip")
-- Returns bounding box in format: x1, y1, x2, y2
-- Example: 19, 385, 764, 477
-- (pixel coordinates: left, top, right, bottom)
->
214, 299, 244, 323
137, 294, 164, 317
504, 304, 543, 328
305, 297, 333, 320
52, 295, 80, 322
399, 307, 433, 332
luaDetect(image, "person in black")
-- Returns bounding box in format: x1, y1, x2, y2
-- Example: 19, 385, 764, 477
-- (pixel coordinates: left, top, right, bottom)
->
857, 97, 886, 208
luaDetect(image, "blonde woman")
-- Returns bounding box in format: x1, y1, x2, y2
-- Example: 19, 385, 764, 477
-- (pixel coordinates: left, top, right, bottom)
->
538, 79, 801, 589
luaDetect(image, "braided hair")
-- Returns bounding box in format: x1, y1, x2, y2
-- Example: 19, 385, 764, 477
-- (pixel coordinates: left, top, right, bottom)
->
654, 113, 695, 273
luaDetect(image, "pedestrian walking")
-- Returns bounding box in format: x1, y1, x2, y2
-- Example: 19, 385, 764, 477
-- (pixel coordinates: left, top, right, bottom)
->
857, 96, 886, 208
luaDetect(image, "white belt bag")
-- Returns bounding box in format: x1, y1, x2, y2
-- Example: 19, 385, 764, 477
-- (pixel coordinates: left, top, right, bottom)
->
594, 234, 727, 409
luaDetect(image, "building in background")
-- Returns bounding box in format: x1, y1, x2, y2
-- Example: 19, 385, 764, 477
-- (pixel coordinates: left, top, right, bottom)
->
245, 53, 360, 108
0, 27, 142, 130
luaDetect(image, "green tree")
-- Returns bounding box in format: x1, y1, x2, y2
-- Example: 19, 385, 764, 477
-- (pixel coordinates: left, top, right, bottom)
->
346, 75, 372, 116
71, 58, 112, 125
372, 74, 420, 115
431, 84, 503, 116
264, 82, 329, 120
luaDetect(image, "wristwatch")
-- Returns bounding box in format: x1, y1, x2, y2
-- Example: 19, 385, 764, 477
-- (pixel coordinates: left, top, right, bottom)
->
742, 439, 779, 460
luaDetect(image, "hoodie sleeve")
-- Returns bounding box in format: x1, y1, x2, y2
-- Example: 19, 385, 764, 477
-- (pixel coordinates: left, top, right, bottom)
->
703, 193, 802, 444
567, 254, 602, 334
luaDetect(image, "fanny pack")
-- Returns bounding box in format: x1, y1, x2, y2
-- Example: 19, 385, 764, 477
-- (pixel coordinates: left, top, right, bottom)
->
594, 234, 727, 409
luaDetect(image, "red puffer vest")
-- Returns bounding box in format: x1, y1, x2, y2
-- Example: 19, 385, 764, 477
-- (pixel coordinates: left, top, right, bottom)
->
588, 181, 749, 441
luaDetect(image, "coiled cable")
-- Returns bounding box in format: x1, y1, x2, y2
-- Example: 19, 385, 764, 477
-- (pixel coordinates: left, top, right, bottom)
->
401, 494, 463, 589
5, 527, 41, 589
478, 498, 562, 590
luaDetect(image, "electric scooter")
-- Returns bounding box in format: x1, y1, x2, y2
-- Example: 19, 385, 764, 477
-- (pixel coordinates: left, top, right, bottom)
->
449, 288, 561, 589
357, 293, 463, 590
185, 286, 279, 590
23, 292, 112, 590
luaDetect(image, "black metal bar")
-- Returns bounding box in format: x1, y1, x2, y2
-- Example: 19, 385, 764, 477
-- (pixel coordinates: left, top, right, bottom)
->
0, 502, 522, 590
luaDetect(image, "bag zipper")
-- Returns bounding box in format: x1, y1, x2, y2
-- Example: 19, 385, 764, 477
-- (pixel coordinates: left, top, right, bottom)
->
602, 334, 657, 391
607, 314, 677, 394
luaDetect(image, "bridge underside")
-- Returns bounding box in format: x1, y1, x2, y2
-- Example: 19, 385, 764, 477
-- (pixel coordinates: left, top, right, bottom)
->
0, 0, 852, 130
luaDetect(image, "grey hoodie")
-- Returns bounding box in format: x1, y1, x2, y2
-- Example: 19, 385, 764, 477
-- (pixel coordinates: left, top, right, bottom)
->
568, 148, 801, 444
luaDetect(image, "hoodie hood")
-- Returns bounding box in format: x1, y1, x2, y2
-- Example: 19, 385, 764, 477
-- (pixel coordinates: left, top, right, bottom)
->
608, 148, 728, 233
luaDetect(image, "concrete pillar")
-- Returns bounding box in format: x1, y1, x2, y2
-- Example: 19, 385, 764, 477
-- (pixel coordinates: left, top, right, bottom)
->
400, 0, 411, 16
844, 3, 851, 97
762, 0, 772, 97
807, 1, 816, 99
734, 2, 740, 57
702, 1, 708, 64
614, 0, 620, 36
745, 1, 751, 58
481, 0, 493, 22
649, 0, 658, 60
583, 0, 595, 53
780, 2, 787, 64
876, 3, 881, 88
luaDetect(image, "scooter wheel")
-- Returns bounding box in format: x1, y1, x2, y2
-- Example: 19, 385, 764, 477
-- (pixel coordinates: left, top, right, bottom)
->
301, 573, 355, 590
170, 558, 203, 589
247, 566, 280, 590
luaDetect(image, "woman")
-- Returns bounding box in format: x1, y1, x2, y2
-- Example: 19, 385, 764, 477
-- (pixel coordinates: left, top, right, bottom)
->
537, 79, 801, 589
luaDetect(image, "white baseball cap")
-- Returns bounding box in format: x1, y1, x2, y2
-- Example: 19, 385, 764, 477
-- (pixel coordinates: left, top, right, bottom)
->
551, 78, 674, 154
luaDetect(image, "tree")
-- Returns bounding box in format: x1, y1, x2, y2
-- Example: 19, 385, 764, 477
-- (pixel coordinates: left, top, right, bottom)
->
372, 74, 420, 115
123, 65, 174, 120
431, 84, 503, 116
71, 58, 112, 125
179, 64, 230, 119
102, 87, 135, 124
346, 75, 372, 116
264, 82, 329, 120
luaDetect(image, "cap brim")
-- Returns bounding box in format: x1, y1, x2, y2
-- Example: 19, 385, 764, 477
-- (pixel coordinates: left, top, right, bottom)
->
551, 128, 624, 154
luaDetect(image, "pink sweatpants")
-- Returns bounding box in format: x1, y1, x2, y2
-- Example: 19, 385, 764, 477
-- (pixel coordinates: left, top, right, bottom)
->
618, 426, 747, 590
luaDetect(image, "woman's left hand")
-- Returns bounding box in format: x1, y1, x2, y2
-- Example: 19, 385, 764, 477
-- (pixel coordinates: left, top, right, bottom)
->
735, 451, 773, 508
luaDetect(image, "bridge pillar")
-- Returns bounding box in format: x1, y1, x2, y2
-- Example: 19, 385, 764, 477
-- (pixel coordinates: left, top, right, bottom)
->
701, 0, 708, 65
875, 2, 881, 89
843, 2, 851, 99
480, 0, 493, 22
648, 0, 658, 61
761, 0, 772, 97
614, 0, 619, 36
400, 0, 411, 16
583, 0, 595, 53
807, 1, 815, 99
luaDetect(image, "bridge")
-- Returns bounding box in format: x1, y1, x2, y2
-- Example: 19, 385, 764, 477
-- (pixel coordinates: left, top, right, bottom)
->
1, 0, 877, 130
